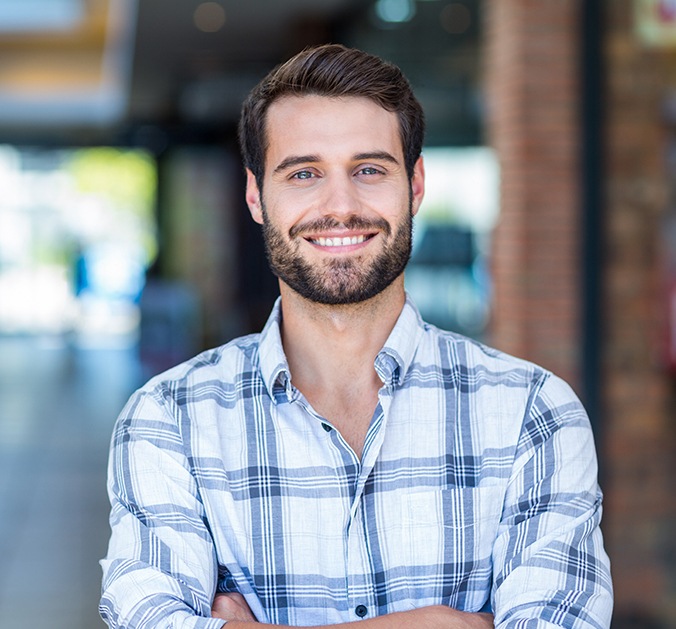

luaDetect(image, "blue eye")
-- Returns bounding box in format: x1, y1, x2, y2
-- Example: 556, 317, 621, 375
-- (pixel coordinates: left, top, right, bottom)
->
358, 167, 382, 176
292, 170, 314, 180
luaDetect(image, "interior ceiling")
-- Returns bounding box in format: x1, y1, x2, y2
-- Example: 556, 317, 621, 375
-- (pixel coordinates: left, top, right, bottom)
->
0, 0, 482, 146
0, 0, 366, 142
133, 0, 370, 128
130, 0, 365, 121
0, 0, 135, 132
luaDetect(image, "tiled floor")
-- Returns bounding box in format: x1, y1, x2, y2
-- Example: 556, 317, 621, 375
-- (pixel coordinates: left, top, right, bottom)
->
0, 337, 144, 628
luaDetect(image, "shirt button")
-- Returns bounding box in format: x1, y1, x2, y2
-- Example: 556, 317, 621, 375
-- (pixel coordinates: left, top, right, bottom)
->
355, 605, 368, 618
322, 423, 332, 432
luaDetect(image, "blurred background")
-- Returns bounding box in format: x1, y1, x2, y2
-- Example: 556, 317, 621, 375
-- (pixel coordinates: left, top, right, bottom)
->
0, 0, 674, 626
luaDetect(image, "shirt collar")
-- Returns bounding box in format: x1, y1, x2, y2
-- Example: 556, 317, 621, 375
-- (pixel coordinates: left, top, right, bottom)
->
257, 294, 426, 402
374, 293, 426, 390
258, 297, 294, 402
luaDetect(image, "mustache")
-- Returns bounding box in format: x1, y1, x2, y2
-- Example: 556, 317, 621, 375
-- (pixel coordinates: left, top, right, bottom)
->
289, 215, 391, 238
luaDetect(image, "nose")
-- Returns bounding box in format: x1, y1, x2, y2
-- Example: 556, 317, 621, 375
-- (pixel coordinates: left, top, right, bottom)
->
321, 173, 361, 220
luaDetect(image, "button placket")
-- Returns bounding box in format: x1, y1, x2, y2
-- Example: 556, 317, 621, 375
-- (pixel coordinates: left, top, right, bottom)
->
345, 500, 376, 621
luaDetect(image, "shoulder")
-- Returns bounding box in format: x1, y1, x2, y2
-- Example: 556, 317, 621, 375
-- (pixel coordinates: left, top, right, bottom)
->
144, 332, 262, 389
415, 322, 586, 421
417, 324, 592, 460
120, 333, 264, 423
417, 321, 552, 389
110, 333, 266, 463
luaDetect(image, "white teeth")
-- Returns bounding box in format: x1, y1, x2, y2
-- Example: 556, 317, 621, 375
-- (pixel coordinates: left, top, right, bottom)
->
315, 235, 367, 247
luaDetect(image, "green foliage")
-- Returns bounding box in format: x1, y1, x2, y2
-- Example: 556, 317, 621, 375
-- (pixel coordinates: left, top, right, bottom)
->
67, 148, 156, 221
66, 147, 158, 263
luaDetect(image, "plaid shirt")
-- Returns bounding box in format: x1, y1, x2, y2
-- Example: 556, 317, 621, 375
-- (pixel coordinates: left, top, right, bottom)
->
100, 297, 613, 628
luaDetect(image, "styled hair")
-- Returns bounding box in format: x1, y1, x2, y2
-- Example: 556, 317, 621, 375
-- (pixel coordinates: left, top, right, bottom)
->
238, 44, 425, 187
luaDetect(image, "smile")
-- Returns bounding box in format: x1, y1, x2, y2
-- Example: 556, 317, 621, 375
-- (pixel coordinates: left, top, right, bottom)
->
308, 235, 371, 247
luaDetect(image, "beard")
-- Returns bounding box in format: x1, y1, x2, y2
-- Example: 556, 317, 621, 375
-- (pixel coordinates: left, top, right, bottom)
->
261, 205, 413, 306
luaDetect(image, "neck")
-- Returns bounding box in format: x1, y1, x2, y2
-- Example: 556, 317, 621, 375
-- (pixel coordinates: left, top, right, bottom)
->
279, 279, 406, 395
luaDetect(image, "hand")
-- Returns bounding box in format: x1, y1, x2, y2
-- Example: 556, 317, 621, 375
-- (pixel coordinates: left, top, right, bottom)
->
425, 606, 494, 628
212, 592, 258, 623
209, 597, 492, 628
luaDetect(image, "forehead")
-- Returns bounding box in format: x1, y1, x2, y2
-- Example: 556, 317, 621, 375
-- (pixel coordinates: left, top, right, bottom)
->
264, 95, 402, 163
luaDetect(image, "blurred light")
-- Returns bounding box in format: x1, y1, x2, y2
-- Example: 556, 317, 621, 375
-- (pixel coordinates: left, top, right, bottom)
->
0, 0, 84, 33
0, 146, 156, 338
0, 267, 73, 334
419, 147, 499, 232
0, 0, 138, 126
375, 0, 416, 24
440, 3, 472, 34
194, 2, 226, 33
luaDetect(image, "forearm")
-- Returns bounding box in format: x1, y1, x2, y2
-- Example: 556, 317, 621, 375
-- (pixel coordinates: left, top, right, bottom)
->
490, 374, 613, 627
216, 606, 492, 628
102, 390, 226, 628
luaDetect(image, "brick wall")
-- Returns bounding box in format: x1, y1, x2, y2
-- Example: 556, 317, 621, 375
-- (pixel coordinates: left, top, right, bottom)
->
485, 1, 676, 625
603, 1, 676, 623
484, 0, 582, 391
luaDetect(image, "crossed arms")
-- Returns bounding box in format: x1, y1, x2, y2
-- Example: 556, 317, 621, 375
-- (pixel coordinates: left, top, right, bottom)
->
211, 592, 493, 627
99, 369, 612, 628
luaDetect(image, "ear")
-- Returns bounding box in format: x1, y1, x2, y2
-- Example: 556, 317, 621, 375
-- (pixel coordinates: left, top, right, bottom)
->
245, 169, 264, 224
410, 156, 425, 217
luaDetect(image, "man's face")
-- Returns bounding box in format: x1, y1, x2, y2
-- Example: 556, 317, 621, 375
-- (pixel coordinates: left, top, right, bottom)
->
245, 95, 425, 305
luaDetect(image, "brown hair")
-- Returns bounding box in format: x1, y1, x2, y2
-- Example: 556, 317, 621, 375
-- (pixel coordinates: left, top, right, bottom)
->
238, 44, 425, 187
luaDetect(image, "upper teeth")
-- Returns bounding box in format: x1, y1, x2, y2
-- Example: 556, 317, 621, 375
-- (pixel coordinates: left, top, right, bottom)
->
314, 235, 367, 247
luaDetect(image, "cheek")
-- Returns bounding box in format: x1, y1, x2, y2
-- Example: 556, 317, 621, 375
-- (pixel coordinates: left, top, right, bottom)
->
262, 203, 303, 239
279, 204, 328, 235
375, 189, 412, 220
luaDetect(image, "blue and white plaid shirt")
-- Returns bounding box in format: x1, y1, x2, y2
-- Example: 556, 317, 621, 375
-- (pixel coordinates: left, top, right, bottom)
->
100, 296, 613, 628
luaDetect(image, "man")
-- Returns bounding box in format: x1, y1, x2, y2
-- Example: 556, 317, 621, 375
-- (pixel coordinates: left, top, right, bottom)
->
100, 45, 613, 628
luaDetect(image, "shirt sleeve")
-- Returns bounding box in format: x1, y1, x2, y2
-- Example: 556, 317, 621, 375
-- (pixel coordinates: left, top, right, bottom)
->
492, 372, 613, 628
99, 384, 227, 629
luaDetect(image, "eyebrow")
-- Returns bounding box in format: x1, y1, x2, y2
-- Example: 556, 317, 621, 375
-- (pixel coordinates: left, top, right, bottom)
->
273, 155, 320, 174
353, 151, 400, 165
273, 151, 401, 175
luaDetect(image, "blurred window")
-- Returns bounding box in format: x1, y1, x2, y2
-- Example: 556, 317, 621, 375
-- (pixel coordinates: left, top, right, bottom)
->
0, 145, 156, 342
405, 147, 498, 339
